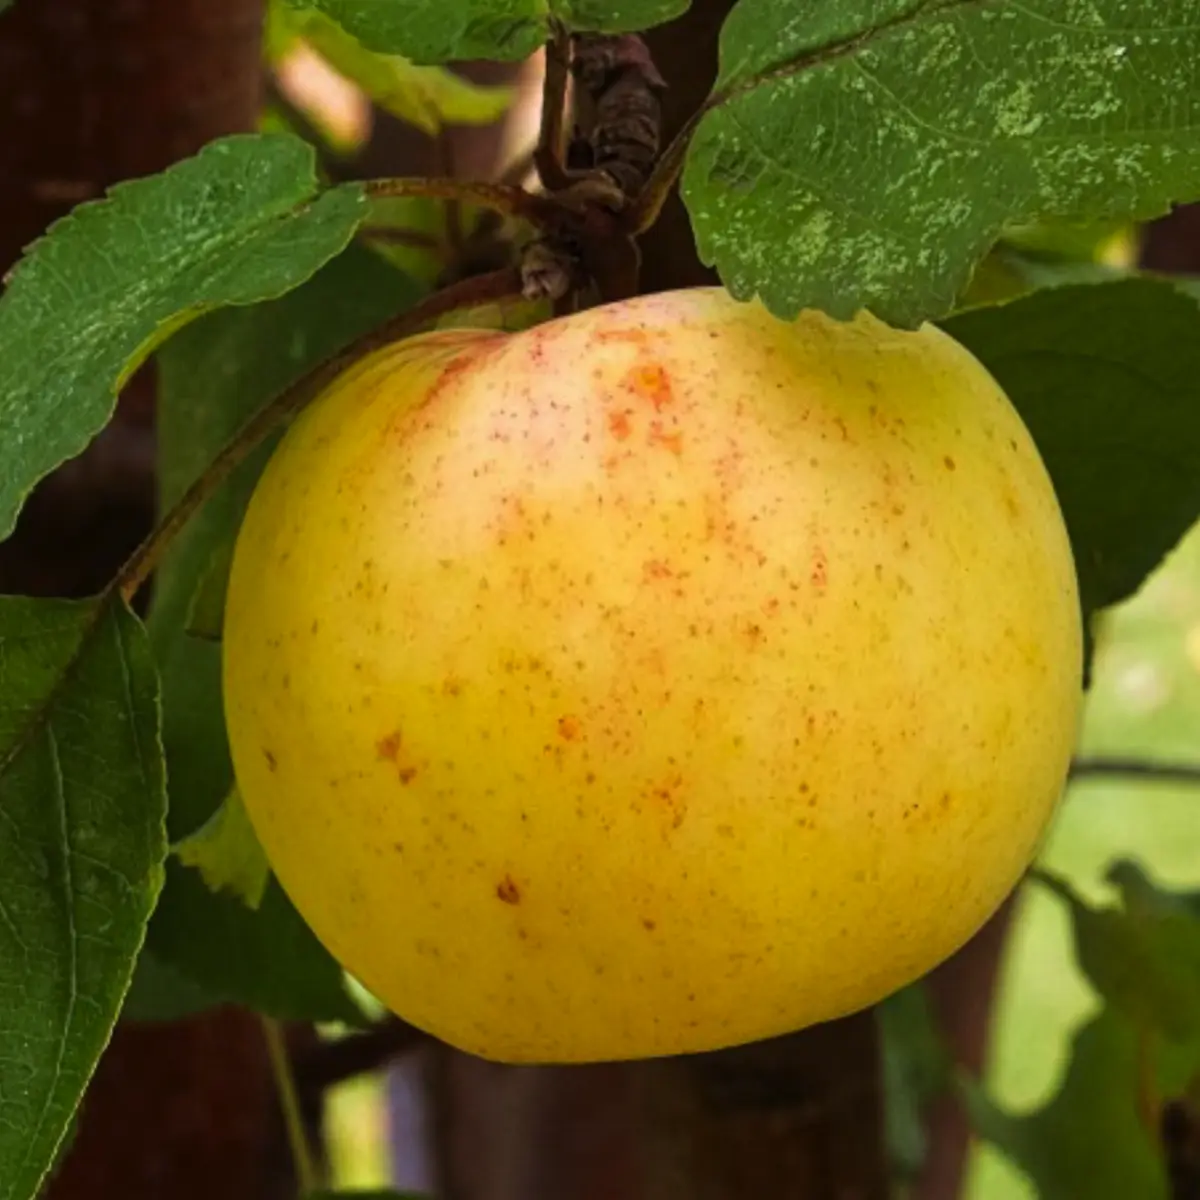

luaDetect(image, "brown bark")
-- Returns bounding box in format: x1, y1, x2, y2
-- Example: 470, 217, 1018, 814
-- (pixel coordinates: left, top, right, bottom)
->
1140, 206, 1200, 275
0, 0, 266, 598
0, 2, 286, 1198
40, 1011, 285, 1200
914, 901, 1015, 1200
634, 1016, 887, 1200
0, 0, 265, 257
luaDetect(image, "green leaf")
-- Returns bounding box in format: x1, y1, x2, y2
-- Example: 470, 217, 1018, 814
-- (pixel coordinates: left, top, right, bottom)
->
143, 242, 425, 1023
956, 249, 1128, 312
878, 983, 951, 1180
1034, 864, 1200, 1043
1002, 218, 1135, 265
174, 788, 270, 909
146, 864, 363, 1023
942, 279, 1200, 627
183, 535, 237, 643
0, 597, 166, 1200
966, 1006, 1198, 1200
120, 948, 216, 1023
287, 8, 513, 132
282, 0, 687, 63
0, 133, 366, 542
685, 0, 1200, 326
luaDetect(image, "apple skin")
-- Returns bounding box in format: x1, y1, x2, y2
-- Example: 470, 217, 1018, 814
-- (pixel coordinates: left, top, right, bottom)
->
222, 287, 1082, 1063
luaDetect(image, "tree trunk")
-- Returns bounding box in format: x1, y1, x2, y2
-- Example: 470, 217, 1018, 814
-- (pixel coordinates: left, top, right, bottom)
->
0, 2, 286, 1198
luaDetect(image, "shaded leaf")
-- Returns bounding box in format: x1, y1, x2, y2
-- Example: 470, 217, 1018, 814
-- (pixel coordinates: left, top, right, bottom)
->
956, 250, 1128, 312
174, 787, 270, 910
878, 983, 951, 1179
1002, 218, 1135, 265
1034, 864, 1200, 1043
146, 864, 362, 1023
120, 948, 216, 1024
0, 597, 166, 1200
282, 0, 688, 63
942, 279, 1200, 628
288, 8, 513, 133
183, 534, 236, 643
360, 199, 453, 284
965, 1006, 1198, 1200
144, 243, 425, 1022
685, 0, 1200, 325
0, 133, 366, 541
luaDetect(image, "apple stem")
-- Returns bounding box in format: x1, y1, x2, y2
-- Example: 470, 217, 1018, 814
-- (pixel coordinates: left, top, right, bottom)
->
362, 34, 672, 311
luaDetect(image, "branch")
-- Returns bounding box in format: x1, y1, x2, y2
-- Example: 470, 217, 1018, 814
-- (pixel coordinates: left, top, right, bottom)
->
625, 105, 704, 235
362, 176, 569, 234
535, 22, 574, 192
116, 265, 523, 603
294, 1017, 427, 1091
573, 33, 666, 204
1068, 756, 1200, 786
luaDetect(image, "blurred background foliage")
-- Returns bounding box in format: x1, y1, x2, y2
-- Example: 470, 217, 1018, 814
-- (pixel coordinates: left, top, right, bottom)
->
968, 521, 1200, 1200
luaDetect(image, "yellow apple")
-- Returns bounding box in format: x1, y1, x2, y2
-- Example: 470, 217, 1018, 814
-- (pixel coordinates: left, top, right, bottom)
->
222, 287, 1082, 1063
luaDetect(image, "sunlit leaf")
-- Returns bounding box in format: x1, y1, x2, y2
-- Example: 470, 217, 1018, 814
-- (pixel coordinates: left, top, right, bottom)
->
686, 0, 1200, 325
0, 134, 365, 541
174, 788, 271, 910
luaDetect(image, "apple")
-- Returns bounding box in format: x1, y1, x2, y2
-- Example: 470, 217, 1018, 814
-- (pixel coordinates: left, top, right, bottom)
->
222, 287, 1082, 1063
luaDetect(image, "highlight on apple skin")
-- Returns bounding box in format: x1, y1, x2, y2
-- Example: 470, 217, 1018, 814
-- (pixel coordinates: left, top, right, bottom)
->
222, 287, 1083, 1064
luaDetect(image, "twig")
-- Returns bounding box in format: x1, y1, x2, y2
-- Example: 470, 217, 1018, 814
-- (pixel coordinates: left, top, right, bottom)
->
1025, 866, 1073, 902
362, 176, 567, 233
1068, 756, 1200, 786
115, 266, 523, 603
262, 1017, 321, 1195
294, 1017, 427, 1090
625, 105, 705, 235
535, 24, 574, 191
